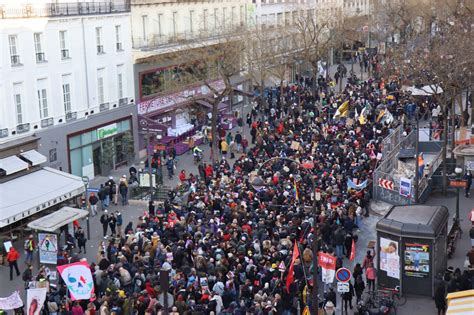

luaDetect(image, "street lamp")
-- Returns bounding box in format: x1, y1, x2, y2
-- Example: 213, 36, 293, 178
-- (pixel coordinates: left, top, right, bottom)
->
454, 167, 463, 224
81, 176, 91, 240
251, 157, 319, 314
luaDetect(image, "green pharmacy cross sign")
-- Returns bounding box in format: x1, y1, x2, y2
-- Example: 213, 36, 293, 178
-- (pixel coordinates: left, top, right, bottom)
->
97, 123, 118, 139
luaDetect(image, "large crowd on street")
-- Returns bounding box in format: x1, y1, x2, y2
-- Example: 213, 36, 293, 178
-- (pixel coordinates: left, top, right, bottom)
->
7, 59, 474, 315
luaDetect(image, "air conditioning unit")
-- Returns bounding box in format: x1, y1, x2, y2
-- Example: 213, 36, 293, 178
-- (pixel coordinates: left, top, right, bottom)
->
16, 123, 30, 134
99, 102, 110, 112
65, 111, 77, 121
119, 97, 128, 106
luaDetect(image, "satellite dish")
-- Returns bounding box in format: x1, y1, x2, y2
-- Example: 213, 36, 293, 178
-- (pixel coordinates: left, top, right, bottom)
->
158, 293, 174, 308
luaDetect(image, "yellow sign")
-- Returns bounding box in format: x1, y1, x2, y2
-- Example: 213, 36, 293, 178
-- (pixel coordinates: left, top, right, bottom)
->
302, 306, 311, 315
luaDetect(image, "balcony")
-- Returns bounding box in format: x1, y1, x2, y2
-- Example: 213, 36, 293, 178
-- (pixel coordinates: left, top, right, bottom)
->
116, 42, 123, 51
65, 111, 77, 122
99, 102, 110, 112
41, 117, 54, 128
10, 55, 21, 66
119, 97, 129, 106
16, 123, 30, 134
0, 1, 131, 19
36, 52, 46, 63
61, 49, 70, 59
97, 45, 105, 54
0, 128, 8, 138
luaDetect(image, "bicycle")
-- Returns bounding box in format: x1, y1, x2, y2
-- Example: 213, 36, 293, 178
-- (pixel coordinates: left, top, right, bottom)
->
378, 286, 407, 307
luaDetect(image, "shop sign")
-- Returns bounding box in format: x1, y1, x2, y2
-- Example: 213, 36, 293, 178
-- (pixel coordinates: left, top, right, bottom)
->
97, 123, 118, 139
138, 80, 225, 115
449, 180, 467, 188
465, 160, 474, 171
404, 243, 430, 278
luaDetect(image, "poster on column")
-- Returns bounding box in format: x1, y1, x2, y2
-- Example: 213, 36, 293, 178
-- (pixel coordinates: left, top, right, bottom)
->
404, 243, 430, 278
379, 237, 400, 279
57, 261, 94, 300
399, 177, 412, 197
38, 233, 58, 264
318, 252, 337, 283
27, 288, 47, 315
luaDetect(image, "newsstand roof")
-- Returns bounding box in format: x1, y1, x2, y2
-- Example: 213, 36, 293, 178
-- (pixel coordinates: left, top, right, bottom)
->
376, 205, 449, 239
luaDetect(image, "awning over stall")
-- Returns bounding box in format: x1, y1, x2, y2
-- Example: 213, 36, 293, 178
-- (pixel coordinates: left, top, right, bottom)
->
20, 150, 47, 166
0, 167, 85, 228
0, 156, 29, 175
446, 290, 474, 315
27, 207, 88, 232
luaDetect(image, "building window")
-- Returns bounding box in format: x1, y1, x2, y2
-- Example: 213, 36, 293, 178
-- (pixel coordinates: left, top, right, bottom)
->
97, 77, 105, 104
142, 15, 148, 41
37, 88, 48, 119
96, 27, 104, 54
189, 10, 194, 34
231, 7, 236, 27
203, 9, 208, 32
63, 83, 71, 114
9, 35, 21, 66
240, 5, 244, 26
14, 93, 22, 124
223, 8, 227, 29
214, 8, 218, 31
117, 73, 124, 99
115, 25, 123, 51
34, 33, 46, 62
49, 148, 57, 162
59, 30, 69, 59
172, 12, 178, 37
157, 14, 163, 37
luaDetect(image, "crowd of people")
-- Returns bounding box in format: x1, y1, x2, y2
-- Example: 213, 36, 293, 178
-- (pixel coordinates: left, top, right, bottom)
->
8, 62, 474, 315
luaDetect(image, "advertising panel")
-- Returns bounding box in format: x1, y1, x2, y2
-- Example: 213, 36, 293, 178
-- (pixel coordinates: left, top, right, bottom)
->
404, 243, 430, 278
38, 233, 58, 265
379, 237, 400, 279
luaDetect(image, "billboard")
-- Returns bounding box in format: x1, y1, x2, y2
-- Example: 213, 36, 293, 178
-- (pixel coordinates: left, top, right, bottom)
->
404, 243, 430, 278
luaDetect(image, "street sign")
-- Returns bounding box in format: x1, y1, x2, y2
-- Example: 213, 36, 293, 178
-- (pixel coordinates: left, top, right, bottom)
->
378, 178, 394, 190
449, 180, 467, 188
337, 282, 350, 293
335, 268, 352, 283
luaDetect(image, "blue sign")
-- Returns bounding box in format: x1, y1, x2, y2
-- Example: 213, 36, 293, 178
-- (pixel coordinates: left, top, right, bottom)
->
335, 268, 352, 283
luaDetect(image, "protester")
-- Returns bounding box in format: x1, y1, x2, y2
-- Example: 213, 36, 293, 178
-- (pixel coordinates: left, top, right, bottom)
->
7, 246, 20, 281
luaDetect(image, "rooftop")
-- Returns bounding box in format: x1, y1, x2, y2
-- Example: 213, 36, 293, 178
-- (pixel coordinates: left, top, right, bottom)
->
0, 1, 130, 19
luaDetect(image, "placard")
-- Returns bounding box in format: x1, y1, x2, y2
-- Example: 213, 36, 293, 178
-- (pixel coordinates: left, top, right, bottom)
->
399, 177, 411, 197
38, 233, 58, 265
380, 237, 400, 279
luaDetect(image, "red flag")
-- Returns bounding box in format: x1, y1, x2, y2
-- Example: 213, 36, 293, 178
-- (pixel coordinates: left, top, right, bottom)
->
286, 241, 300, 293
349, 238, 356, 261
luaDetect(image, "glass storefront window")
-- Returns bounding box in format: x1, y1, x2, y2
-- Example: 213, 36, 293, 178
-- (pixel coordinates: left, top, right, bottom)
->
81, 131, 93, 146
69, 135, 81, 149
70, 148, 82, 176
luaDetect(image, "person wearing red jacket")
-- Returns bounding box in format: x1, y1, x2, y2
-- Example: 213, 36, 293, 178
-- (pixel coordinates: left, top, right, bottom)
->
178, 170, 187, 183
205, 164, 213, 179
7, 246, 20, 281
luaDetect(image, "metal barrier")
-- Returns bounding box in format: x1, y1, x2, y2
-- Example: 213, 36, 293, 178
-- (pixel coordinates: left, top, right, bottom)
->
381, 125, 404, 158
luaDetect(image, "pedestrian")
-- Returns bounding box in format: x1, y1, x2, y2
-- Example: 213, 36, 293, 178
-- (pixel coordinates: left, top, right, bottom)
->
106, 176, 117, 206
342, 281, 354, 312
221, 138, 228, 157
234, 131, 242, 153
354, 275, 365, 302
246, 113, 252, 129
88, 192, 99, 216
166, 157, 175, 179
179, 170, 187, 183
116, 211, 123, 237
98, 184, 109, 210
23, 234, 35, 265
366, 265, 376, 291
325, 287, 337, 309
434, 283, 447, 315
75, 227, 87, 254
188, 136, 195, 154
7, 246, 20, 281
362, 249, 375, 270
463, 170, 472, 197
119, 176, 128, 206
148, 200, 155, 217
109, 212, 117, 236
100, 210, 110, 238
71, 301, 83, 315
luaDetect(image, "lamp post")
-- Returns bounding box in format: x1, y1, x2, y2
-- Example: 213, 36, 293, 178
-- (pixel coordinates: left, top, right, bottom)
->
454, 167, 462, 224
81, 176, 91, 240
251, 157, 319, 314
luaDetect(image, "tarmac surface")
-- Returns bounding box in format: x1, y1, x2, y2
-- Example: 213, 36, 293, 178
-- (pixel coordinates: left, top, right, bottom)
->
1, 63, 471, 315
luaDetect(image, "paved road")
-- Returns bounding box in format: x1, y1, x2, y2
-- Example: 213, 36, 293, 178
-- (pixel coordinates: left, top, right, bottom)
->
1, 63, 469, 315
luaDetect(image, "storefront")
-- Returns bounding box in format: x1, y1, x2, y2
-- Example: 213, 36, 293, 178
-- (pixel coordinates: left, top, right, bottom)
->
68, 118, 133, 178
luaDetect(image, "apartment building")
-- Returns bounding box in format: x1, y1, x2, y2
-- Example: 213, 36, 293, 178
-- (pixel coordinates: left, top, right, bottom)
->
0, 1, 137, 178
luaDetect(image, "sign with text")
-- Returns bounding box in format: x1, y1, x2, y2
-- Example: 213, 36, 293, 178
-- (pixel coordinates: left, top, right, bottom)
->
97, 123, 118, 139
449, 180, 467, 188
318, 252, 337, 284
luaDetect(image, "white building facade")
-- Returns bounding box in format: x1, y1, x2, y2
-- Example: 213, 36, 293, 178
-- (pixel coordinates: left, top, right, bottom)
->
0, 1, 138, 178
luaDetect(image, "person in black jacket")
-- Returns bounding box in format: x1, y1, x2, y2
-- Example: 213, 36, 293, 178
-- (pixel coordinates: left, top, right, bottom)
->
100, 211, 110, 238
342, 281, 355, 312
325, 287, 337, 308
75, 227, 87, 254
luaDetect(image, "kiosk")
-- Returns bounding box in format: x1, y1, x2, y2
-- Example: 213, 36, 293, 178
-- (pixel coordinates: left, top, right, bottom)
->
376, 205, 449, 297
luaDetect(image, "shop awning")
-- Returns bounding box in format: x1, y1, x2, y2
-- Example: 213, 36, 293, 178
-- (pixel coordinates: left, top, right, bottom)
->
0, 167, 85, 228
27, 207, 89, 232
0, 156, 29, 175
233, 88, 253, 97
20, 150, 47, 166
446, 290, 474, 315
195, 99, 213, 108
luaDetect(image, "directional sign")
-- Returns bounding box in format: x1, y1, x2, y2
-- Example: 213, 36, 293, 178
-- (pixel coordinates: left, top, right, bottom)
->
449, 180, 467, 188
335, 268, 352, 283
337, 282, 350, 293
